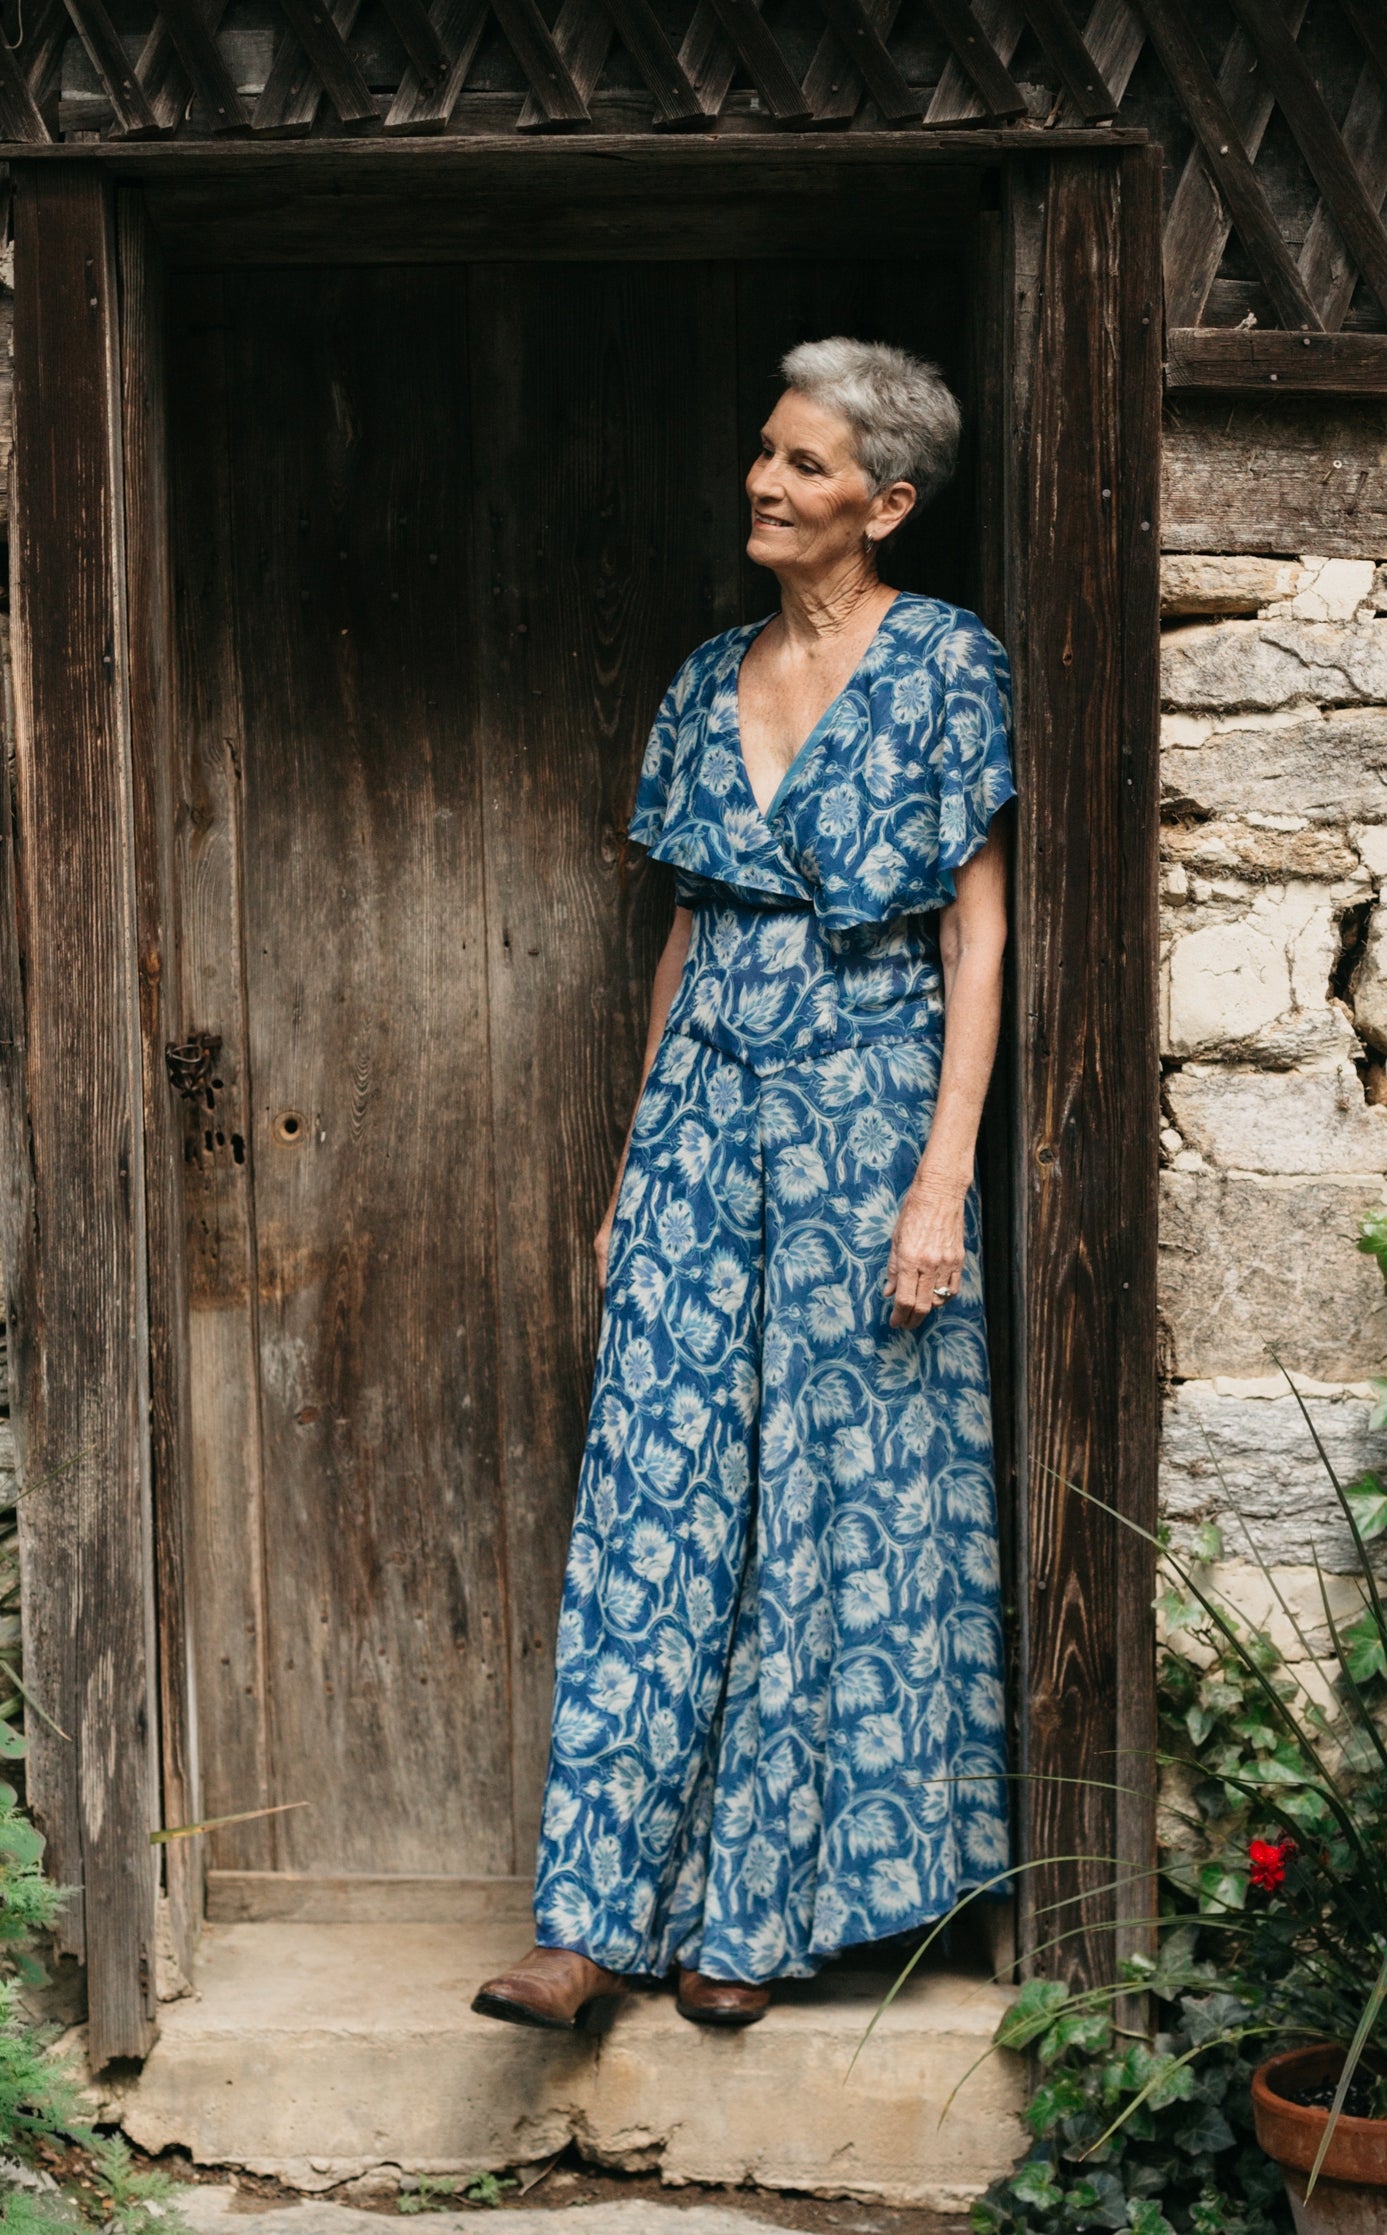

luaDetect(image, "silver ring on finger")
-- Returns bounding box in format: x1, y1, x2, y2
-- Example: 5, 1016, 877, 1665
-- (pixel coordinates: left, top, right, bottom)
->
932, 1285, 952, 1300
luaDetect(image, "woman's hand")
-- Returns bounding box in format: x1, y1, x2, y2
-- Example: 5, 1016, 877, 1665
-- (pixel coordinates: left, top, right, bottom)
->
885, 1172, 967, 1330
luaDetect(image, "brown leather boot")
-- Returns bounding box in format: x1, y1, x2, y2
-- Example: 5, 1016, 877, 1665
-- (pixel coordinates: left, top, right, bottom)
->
675, 1967, 771, 2026
471, 1946, 626, 2031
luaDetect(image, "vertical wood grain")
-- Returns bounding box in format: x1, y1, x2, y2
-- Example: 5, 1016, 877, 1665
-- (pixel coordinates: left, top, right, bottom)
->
467, 263, 739, 1859
225, 269, 513, 1874
1006, 150, 1160, 1988
9, 163, 157, 2063
117, 188, 201, 1972
166, 273, 275, 1872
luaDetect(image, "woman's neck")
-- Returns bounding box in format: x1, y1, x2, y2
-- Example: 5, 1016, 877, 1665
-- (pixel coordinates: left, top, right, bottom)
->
774, 557, 893, 655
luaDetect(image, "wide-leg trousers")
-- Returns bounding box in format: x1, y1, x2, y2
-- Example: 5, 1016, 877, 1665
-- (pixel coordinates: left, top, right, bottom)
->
532, 1021, 1009, 1983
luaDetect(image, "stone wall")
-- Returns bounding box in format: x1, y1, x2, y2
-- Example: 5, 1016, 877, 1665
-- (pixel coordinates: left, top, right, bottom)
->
1157, 548, 1387, 1610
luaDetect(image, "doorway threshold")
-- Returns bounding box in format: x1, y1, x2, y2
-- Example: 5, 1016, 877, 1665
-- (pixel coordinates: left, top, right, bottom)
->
108, 1914, 1025, 2208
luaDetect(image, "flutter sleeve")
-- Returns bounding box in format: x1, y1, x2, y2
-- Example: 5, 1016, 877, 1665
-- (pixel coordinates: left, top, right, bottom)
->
627, 651, 700, 851
931, 614, 1015, 891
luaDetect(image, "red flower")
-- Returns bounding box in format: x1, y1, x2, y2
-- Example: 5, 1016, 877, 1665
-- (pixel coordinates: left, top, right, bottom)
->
1249, 1837, 1297, 1892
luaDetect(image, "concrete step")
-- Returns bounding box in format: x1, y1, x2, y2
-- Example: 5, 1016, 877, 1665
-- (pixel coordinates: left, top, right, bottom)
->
117, 1922, 1026, 2210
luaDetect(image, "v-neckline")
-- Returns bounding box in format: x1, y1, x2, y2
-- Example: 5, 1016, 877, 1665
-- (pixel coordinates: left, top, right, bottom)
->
732, 595, 902, 826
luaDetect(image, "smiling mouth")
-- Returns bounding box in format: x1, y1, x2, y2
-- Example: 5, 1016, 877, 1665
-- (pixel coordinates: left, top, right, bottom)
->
753, 513, 794, 530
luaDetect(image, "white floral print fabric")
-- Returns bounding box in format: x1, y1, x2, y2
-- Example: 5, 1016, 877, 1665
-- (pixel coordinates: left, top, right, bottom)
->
532, 595, 1014, 1983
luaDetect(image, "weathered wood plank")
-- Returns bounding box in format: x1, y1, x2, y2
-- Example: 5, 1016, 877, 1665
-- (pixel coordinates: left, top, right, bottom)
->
22, 0, 69, 115
516, 0, 611, 133
1009, 151, 1160, 1988
802, 0, 899, 130
675, 0, 809, 124
0, 31, 50, 141
1018, 0, 1117, 123
207, 1870, 532, 1922
466, 261, 739, 1857
1336, 0, 1387, 93
9, 162, 158, 2062
377, 0, 450, 88
1161, 391, 1387, 554
222, 269, 513, 1873
117, 189, 200, 1978
256, 0, 378, 128
254, 0, 369, 138
813, 0, 920, 122
1224, 0, 1387, 326
1111, 140, 1162, 1986
59, 0, 161, 135
488, 0, 589, 123
1300, 63, 1387, 333
134, 0, 234, 139
1161, 0, 1307, 330
600, 0, 708, 126
165, 274, 276, 1874
1127, 0, 1321, 333
1166, 326, 1387, 389
919, 0, 1025, 120
145, 0, 249, 131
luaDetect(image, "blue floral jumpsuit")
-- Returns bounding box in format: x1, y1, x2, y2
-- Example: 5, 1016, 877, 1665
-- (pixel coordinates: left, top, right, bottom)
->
533, 594, 1016, 1984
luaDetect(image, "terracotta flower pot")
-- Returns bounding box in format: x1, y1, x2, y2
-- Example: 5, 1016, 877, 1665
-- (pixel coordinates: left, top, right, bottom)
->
1253, 2046, 1387, 2235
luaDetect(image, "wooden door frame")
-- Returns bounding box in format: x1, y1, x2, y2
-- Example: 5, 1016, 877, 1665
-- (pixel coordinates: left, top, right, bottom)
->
1, 138, 1161, 2064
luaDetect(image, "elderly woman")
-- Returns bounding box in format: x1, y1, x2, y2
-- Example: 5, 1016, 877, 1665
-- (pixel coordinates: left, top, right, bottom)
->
475, 337, 1014, 2032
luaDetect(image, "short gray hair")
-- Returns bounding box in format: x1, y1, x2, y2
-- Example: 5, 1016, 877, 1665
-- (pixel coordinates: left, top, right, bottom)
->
779, 337, 961, 513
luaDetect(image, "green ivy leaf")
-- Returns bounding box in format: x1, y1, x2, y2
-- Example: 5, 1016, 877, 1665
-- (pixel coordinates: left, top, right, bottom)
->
1346, 1473, 1387, 1544
997, 1979, 1071, 2051
1126, 2200, 1176, 2235
1197, 1864, 1247, 1914
1040, 2012, 1113, 2067
1172, 2104, 1237, 2157
1027, 2076, 1089, 2138
1011, 2159, 1063, 2211
1188, 1522, 1224, 1566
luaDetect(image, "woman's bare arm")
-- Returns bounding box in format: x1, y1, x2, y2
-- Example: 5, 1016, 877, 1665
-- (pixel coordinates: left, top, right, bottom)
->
884, 827, 1008, 1330
594, 904, 694, 1289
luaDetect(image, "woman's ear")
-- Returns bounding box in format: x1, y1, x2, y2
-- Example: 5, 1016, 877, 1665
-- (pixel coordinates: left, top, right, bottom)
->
873, 480, 917, 539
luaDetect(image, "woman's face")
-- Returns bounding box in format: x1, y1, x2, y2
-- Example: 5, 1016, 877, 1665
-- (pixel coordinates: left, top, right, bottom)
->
745, 390, 914, 580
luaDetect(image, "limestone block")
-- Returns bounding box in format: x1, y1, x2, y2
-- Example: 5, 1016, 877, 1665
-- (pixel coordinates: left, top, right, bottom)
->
1161, 620, 1387, 712
1159, 1172, 1387, 1379
1160, 557, 1297, 618
1160, 881, 1354, 1062
1161, 706, 1387, 823
1178, 1561, 1369, 1665
1352, 901, 1387, 1053
1160, 1379, 1381, 1570
1161, 818, 1358, 881
1165, 1063, 1387, 1175
1266, 558, 1380, 624
1353, 825, 1387, 878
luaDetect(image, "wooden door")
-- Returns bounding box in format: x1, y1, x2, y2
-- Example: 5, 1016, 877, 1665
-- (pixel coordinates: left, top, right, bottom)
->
164, 254, 973, 1891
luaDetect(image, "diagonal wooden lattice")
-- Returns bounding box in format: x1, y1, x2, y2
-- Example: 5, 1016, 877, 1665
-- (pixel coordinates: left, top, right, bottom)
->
14, 0, 1387, 372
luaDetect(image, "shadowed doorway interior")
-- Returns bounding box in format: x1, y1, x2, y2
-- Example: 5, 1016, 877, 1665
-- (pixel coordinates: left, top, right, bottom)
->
166, 252, 980, 1896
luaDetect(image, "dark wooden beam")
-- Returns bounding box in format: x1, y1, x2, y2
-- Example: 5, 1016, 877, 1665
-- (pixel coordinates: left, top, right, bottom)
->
1161, 0, 1307, 331
1167, 325, 1387, 389
115, 186, 201, 1980
1336, 0, 1387, 97
257, 0, 378, 128
682, 0, 811, 123
1018, 0, 1117, 122
60, 0, 161, 136
1300, 57, 1387, 330
1127, 0, 1322, 331
377, 0, 451, 88
22, 0, 70, 114
922, 0, 1018, 126
489, 0, 590, 123
813, 0, 919, 121
919, 0, 1026, 119
0, 29, 50, 140
134, 0, 232, 137
385, 0, 485, 130
599, 0, 708, 126
803, 0, 900, 130
516, 0, 610, 130
9, 160, 159, 2067
147, 0, 249, 130
1008, 145, 1161, 1991
1224, 0, 1387, 324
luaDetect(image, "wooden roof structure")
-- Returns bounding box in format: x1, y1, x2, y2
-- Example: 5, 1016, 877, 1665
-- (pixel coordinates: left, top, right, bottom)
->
1, 0, 1384, 389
